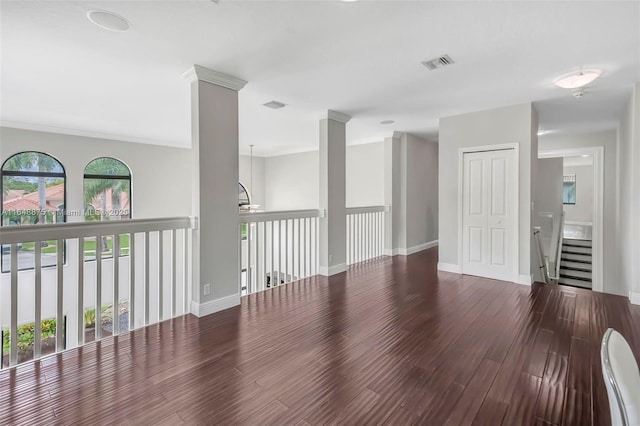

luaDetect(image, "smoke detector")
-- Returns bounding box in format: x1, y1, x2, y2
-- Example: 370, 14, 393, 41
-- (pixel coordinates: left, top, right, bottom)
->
263, 100, 286, 109
421, 54, 455, 71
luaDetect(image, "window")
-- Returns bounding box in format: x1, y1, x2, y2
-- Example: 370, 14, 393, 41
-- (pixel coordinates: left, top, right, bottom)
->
83, 158, 131, 260
563, 175, 576, 205
239, 183, 251, 240
1, 152, 66, 271
239, 182, 250, 209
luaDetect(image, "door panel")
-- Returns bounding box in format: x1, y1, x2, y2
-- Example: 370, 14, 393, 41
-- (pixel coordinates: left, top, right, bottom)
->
469, 226, 484, 263
491, 158, 506, 216
462, 149, 516, 281
490, 227, 506, 266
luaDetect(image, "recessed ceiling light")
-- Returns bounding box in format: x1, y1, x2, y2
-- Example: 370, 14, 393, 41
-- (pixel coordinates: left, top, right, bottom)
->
553, 69, 602, 89
87, 10, 130, 32
263, 101, 286, 109
380, 120, 395, 125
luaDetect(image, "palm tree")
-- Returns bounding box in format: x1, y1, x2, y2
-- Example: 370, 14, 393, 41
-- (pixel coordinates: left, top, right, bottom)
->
2, 152, 61, 224
83, 158, 130, 251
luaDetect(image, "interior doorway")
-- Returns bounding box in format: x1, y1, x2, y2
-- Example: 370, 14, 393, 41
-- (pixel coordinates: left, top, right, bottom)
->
538, 147, 603, 292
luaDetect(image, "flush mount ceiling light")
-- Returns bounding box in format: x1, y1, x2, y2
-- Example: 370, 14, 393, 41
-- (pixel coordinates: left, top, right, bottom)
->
87, 10, 130, 32
380, 120, 395, 125
263, 101, 286, 109
553, 69, 602, 89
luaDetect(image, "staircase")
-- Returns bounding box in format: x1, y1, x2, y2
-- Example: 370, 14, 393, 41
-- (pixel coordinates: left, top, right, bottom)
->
559, 239, 592, 288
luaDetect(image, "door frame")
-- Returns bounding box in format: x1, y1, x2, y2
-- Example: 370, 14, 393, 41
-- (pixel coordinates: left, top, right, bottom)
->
538, 146, 604, 293
458, 143, 520, 283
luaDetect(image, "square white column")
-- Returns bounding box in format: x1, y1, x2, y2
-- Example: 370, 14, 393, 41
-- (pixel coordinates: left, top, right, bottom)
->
318, 110, 350, 276
184, 65, 247, 316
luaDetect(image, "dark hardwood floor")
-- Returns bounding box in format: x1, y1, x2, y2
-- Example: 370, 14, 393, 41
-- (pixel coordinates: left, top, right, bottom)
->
2, 248, 639, 425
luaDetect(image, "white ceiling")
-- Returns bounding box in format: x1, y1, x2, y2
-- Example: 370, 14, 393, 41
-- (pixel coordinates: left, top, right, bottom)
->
1, 1, 639, 156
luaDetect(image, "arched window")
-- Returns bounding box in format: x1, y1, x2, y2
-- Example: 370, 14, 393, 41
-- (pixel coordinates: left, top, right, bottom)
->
83, 158, 131, 260
1, 151, 66, 271
83, 157, 131, 221
239, 182, 251, 209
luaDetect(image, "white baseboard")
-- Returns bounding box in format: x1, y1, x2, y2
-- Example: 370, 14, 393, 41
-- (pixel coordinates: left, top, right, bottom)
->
437, 262, 462, 274
318, 263, 348, 276
384, 248, 399, 256
516, 274, 533, 286
629, 292, 640, 305
398, 240, 438, 256
191, 293, 240, 317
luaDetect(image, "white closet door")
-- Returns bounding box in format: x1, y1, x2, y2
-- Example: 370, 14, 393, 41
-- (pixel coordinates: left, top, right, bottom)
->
462, 149, 516, 281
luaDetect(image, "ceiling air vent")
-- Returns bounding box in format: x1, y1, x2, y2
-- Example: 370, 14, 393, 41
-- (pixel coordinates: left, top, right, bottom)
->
421, 54, 455, 71
263, 100, 286, 109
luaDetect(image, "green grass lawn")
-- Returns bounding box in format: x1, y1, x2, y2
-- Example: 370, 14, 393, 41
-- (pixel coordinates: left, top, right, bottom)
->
21, 235, 130, 257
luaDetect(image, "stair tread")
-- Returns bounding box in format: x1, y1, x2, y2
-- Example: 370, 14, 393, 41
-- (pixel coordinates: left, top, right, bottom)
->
561, 253, 592, 262
561, 247, 592, 253
559, 269, 592, 280
560, 261, 592, 272
558, 277, 592, 289
562, 239, 592, 247
559, 272, 592, 282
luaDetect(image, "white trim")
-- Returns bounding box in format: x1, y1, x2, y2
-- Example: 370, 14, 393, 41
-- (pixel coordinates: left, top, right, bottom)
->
0, 216, 195, 245
319, 263, 348, 276
629, 292, 640, 305
191, 293, 240, 317
0, 121, 187, 148
539, 146, 604, 293
183, 65, 247, 91
346, 205, 389, 215
398, 240, 439, 256
457, 143, 520, 283
516, 274, 533, 286
260, 146, 320, 158
384, 248, 399, 256
326, 110, 352, 124
438, 262, 462, 274
564, 220, 593, 227
239, 209, 324, 223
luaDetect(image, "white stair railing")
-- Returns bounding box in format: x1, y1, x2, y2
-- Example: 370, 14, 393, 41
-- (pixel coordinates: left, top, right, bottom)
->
0, 216, 195, 368
239, 209, 323, 296
346, 206, 388, 265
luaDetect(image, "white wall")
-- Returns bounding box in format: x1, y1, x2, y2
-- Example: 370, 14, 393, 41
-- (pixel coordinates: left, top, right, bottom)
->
535, 157, 563, 281
439, 103, 536, 281
239, 155, 265, 209
404, 134, 439, 248
346, 142, 385, 207
617, 83, 640, 301
0, 127, 192, 220
539, 129, 620, 295
263, 142, 386, 211
264, 150, 319, 211
563, 163, 593, 223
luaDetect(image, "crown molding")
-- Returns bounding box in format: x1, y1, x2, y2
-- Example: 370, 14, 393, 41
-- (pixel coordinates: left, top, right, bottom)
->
326, 110, 352, 124
183, 65, 247, 91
